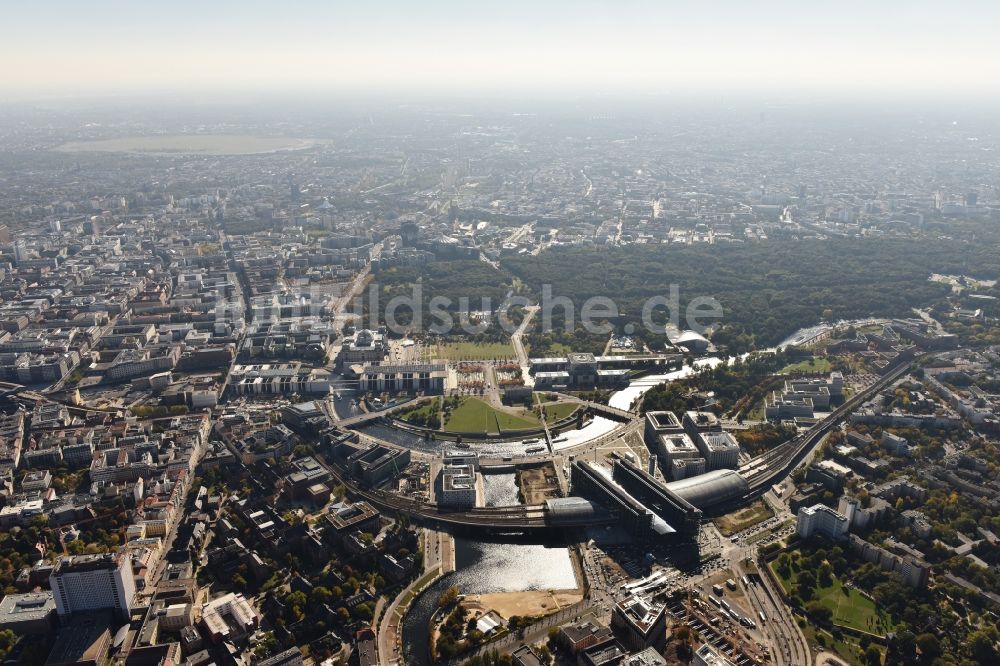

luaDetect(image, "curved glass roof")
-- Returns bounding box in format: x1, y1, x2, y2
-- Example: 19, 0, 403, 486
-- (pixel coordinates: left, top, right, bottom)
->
665, 469, 748, 508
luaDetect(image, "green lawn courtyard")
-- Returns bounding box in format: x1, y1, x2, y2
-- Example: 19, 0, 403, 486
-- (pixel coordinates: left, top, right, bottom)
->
442, 397, 540, 433
780, 356, 833, 374
425, 341, 516, 361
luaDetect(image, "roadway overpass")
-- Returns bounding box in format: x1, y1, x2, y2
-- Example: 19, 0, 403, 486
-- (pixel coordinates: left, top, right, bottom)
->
547, 393, 639, 422
334, 396, 431, 428
0, 382, 125, 415
314, 454, 613, 533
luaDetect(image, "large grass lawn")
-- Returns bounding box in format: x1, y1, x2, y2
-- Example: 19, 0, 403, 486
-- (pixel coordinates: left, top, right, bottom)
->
780, 357, 832, 374
541, 402, 580, 422
443, 397, 539, 433
427, 340, 516, 361
770, 559, 892, 634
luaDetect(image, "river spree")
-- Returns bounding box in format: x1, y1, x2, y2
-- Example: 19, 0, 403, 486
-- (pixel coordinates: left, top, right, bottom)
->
401, 536, 577, 664
482, 471, 519, 507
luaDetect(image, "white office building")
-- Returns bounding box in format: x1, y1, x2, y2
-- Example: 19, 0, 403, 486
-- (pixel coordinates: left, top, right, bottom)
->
436, 464, 477, 508
654, 432, 707, 480
796, 503, 849, 540
50, 552, 136, 619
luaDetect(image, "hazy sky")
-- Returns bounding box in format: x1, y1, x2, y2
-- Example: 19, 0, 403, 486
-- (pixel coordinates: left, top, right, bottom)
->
4, 1, 998, 99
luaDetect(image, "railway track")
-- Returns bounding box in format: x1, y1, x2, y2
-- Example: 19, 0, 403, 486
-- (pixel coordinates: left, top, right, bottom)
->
742, 355, 919, 494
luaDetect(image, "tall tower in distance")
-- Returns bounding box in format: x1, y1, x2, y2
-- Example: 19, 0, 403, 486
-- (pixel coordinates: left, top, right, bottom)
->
13, 240, 28, 265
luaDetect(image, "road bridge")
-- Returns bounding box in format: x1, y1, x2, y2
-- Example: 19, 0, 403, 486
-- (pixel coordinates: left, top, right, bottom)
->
547, 393, 639, 422
335, 395, 431, 427
314, 454, 612, 532
1, 383, 125, 415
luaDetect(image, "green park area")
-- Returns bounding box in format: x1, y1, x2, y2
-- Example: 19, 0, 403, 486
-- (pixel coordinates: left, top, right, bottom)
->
442, 397, 540, 433
801, 625, 883, 666
780, 356, 832, 374
540, 402, 579, 422
427, 340, 516, 361
397, 398, 441, 429
770, 552, 893, 635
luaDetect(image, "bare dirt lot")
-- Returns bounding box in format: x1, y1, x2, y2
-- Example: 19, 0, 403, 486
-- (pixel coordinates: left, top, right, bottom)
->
516, 463, 561, 504
463, 589, 582, 618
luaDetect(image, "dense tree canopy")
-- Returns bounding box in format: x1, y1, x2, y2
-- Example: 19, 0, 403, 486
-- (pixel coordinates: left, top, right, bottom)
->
507, 237, 1000, 352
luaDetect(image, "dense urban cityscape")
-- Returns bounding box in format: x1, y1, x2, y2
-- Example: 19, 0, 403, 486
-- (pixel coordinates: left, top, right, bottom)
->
2, 4, 1000, 666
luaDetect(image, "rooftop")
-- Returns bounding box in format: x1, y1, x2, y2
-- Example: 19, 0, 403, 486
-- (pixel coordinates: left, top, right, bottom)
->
694, 644, 736, 666
52, 552, 127, 575
45, 611, 113, 666
0, 591, 55, 621
615, 595, 664, 633
647, 411, 682, 429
